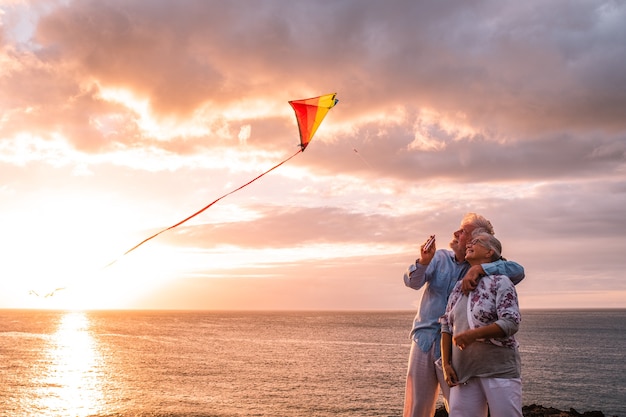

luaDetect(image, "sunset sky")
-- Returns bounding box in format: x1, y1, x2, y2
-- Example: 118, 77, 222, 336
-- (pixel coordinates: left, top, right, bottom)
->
1, 0, 625, 311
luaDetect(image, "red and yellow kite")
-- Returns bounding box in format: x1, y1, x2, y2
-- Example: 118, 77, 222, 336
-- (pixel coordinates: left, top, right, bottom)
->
106, 93, 338, 266
289, 93, 338, 151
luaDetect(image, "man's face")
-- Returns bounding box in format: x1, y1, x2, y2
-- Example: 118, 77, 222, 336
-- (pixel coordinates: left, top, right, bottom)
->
453, 224, 475, 257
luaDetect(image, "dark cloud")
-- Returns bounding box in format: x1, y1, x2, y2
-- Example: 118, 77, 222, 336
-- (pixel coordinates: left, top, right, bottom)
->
295, 119, 626, 186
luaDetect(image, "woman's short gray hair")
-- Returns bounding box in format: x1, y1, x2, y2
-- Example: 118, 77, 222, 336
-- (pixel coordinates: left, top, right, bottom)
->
472, 232, 502, 261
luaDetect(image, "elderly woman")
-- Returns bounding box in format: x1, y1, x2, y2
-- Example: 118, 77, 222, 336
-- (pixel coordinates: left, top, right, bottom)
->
439, 233, 522, 417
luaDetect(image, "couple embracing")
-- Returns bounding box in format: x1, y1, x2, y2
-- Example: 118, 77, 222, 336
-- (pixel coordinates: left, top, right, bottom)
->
403, 213, 525, 417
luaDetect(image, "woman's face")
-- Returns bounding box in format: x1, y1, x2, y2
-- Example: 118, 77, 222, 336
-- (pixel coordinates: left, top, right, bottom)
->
465, 237, 490, 262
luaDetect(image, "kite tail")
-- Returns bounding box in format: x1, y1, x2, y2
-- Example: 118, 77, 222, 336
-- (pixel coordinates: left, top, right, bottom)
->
103, 148, 303, 268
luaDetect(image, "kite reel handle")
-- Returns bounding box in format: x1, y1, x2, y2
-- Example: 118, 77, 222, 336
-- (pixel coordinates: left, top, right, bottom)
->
422, 234, 436, 252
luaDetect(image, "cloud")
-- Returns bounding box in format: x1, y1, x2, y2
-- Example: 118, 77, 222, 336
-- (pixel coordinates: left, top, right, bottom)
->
1, 0, 625, 309
4, 1, 626, 153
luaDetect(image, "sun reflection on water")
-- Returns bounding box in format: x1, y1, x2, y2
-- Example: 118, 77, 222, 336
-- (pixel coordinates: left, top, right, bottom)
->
36, 311, 105, 417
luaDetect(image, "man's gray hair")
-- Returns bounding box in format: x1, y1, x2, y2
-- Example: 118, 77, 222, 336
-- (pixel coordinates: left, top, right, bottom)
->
461, 213, 495, 235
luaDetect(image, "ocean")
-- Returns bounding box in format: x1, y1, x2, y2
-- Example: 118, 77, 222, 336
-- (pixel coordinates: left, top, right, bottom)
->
0, 309, 624, 417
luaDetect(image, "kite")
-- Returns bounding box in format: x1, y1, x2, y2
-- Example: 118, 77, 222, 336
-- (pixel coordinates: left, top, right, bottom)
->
289, 93, 339, 151
105, 93, 338, 267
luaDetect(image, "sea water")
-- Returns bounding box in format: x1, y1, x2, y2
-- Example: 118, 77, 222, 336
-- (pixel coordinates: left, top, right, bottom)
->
0, 310, 624, 417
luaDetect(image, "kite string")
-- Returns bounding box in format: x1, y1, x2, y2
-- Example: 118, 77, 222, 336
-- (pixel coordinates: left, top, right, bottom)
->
352, 146, 374, 169
346, 135, 374, 169
104, 148, 303, 268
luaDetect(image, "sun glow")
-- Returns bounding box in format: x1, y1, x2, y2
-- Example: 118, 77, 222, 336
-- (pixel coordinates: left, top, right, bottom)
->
96, 84, 299, 143
96, 86, 210, 140
408, 108, 481, 151
0, 186, 191, 309
35, 312, 105, 416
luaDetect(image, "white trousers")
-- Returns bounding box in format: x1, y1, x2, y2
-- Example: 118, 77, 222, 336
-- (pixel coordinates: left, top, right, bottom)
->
403, 340, 450, 417
449, 377, 523, 417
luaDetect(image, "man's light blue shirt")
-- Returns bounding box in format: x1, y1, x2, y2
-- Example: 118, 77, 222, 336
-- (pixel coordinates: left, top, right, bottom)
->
403, 249, 524, 359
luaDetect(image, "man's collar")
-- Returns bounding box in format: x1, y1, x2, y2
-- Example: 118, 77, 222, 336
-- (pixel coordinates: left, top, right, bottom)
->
448, 251, 467, 265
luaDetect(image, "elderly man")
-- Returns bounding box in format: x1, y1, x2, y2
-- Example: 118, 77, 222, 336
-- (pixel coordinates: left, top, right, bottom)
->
402, 213, 525, 417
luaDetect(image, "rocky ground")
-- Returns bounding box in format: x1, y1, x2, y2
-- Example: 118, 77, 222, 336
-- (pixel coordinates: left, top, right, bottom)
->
433, 404, 616, 416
